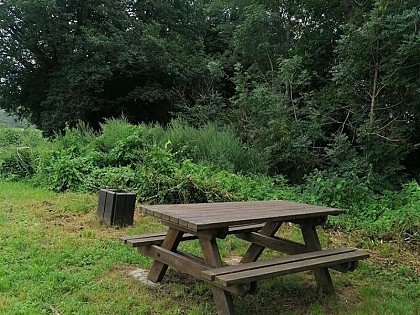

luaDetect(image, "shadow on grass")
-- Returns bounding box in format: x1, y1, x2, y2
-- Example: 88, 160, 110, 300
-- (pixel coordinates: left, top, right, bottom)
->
151, 270, 341, 315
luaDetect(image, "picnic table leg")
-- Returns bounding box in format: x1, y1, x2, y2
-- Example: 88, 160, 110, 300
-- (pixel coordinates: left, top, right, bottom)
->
240, 221, 282, 294
240, 221, 282, 262
199, 238, 236, 315
300, 225, 335, 296
147, 227, 184, 283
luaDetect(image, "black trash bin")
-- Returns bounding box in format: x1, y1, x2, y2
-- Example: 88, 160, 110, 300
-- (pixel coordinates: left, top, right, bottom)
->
97, 189, 136, 227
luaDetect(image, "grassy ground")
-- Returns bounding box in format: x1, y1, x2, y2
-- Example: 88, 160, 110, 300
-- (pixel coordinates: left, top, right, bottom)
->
0, 182, 419, 315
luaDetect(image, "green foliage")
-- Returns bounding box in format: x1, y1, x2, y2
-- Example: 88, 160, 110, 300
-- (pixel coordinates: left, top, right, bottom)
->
0, 0, 209, 135
1, 0, 419, 187
304, 168, 420, 241
228, 57, 322, 180
0, 125, 45, 148
133, 145, 296, 205
95, 117, 139, 153
1, 118, 419, 240
53, 122, 97, 152
1, 118, 268, 203
0, 126, 46, 180
359, 181, 420, 240
303, 134, 373, 209
0, 109, 27, 128
0, 147, 36, 180
34, 148, 95, 192
304, 169, 372, 210
133, 146, 207, 204
329, 0, 420, 189
163, 120, 268, 174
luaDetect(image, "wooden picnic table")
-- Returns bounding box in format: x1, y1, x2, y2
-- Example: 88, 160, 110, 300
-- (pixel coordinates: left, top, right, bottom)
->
122, 200, 369, 315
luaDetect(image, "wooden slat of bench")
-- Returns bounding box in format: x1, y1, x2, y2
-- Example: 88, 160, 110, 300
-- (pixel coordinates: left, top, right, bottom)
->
121, 223, 264, 247
237, 232, 356, 273
202, 247, 356, 281
209, 249, 369, 287
127, 234, 196, 247
237, 232, 308, 255
229, 223, 264, 233
120, 232, 167, 243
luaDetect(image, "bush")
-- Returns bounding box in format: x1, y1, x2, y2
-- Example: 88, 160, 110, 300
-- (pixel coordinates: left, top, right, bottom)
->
34, 147, 95, 192
1, 122, 418, 242
160, 119, 268, 174
362, 181, 420, 240
90, 118, 267, 174
0, 147, 37, 180
95, 117, 138, 153
82, 166, 136, 192
303, 169, 373, 210
51, 121, 96, 152
132, 145, 298, 204
133, 146, 210, 204
307, 171, 420, 241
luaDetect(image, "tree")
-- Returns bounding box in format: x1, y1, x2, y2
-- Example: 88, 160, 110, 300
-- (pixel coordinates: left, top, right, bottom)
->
217, 0, 361, 180
324, 0, 420, 188
0, 0, 209, 135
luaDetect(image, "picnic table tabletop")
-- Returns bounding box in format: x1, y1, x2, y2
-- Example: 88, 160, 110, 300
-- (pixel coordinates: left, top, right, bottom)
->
140, 200, 340, 231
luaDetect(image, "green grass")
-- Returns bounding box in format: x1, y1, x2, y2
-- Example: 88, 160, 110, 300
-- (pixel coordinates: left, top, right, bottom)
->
0, 182, 419, 314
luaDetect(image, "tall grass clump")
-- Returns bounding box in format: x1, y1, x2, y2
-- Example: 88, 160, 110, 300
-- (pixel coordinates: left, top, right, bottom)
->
32, 122, 97, 191
0, 126, 47, 180
357, 181, 420, 241
95, 117, 139, 153
160, 119, 268, 174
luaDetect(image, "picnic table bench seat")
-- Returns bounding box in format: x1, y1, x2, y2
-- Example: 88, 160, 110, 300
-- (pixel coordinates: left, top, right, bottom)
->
120, 223, 265, 247
201, 247, 369, 287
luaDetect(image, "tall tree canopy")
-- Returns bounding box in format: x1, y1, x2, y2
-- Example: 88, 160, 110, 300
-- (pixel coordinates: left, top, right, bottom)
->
0, 0, 208, 134
0, 0, 419, 186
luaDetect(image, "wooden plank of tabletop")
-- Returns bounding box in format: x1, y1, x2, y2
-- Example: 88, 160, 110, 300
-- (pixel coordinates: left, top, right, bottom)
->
154, 205, 330, 220
141, 201, 338, 217
142, 200, 335, 213
153, 208, 336, 226
141, 201, 340, 231
143, 205, 338, 224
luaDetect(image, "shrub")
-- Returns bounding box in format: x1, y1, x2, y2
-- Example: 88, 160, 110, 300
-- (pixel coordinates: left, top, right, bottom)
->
132, 145, 298, 204
303, 169, 373, 210
91, 118, 267, 174
133, 146, 198, 204
364, 181, 420, 240
1, 123, 417, 242
34, 147, 95, 192
162, 119, 268, 174
52, 121, 96, 151
0, 147, 38, 180
95, 117, 138, 153
82, 166, 136, 192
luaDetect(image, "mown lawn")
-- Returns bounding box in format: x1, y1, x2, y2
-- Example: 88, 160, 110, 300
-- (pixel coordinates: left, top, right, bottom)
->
0, 182, 419, 315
